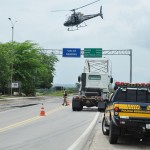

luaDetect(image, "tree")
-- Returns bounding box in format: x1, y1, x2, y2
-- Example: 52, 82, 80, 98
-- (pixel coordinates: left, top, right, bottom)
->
37, 53, 58, 89
0, 41, 58, 96
0, 42, 15, 94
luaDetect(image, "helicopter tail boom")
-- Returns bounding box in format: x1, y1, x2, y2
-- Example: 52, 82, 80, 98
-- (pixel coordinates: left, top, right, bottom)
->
100, 6, 103, 19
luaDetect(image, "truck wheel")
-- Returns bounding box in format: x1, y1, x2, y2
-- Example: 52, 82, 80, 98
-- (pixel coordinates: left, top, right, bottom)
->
98, 108, 105, 112
98, 101, 106, 112
102, 117, 109, 135
72, 98, 77, 111
143, 135, 150, 142
109, 120, 118, 144
72, 107, 76, 111
79, 104, 83, 111
72, 98, 82, 111
72, 106, 82, 111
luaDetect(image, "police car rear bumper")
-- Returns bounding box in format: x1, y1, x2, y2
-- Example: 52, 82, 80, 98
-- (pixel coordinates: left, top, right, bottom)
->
115, 118, 150, 135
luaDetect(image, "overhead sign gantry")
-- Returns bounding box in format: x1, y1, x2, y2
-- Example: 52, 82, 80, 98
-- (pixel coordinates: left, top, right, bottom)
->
41, 48, 132, 83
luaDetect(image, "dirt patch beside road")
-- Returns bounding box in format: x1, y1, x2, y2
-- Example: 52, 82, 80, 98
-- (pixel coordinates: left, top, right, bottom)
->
0, 97, 45, 112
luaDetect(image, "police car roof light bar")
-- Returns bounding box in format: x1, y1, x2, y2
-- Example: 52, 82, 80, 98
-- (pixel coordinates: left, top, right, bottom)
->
115, 82, 150, 88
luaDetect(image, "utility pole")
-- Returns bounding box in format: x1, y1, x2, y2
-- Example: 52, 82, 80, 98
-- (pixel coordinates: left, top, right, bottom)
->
8, 18, 17, 96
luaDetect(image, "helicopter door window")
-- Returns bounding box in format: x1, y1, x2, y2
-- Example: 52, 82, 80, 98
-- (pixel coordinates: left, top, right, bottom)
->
70, 15, 75, 23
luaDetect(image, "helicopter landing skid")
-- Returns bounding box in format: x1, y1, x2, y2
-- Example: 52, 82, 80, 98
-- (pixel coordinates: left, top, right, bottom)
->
68, 27, 78, 31
67, 22, 87, 31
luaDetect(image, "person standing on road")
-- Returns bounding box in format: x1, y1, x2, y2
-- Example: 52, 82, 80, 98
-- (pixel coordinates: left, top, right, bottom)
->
62, 90, 67, 106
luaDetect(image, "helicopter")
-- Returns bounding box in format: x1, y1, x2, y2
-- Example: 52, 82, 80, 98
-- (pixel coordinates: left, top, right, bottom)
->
52, 0, 103, 31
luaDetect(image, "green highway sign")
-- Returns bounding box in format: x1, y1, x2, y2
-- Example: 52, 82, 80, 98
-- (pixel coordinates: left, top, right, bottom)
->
84, 48, 102, 58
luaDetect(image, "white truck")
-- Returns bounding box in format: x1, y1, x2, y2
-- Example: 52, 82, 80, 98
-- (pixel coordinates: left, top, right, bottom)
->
72, 58, 113, 111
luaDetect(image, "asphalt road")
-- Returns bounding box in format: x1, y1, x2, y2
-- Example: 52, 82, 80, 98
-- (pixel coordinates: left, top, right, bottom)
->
1, 96, 150, 150
0, 96, 99, 150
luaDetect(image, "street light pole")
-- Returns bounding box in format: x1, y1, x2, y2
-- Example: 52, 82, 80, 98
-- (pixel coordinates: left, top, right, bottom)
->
8, 18, 17, 42
8, 18, 17, 96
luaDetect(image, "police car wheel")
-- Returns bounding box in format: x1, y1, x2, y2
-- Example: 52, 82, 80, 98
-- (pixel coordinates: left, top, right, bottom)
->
109, 120, 118, 144
79, 105, 83, 111
143, 136, 150, 142
102, 117, 109, 135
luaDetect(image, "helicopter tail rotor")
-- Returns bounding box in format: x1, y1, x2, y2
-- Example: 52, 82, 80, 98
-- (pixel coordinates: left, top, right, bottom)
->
100, 6, 103, 19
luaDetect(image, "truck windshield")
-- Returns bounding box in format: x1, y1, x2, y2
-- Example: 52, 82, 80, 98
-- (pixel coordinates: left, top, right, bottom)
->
88, 75, 101, 80
114, 88, 150, 102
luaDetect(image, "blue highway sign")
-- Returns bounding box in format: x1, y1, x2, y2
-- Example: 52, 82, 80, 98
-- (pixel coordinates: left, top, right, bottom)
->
63, 48, 81, 57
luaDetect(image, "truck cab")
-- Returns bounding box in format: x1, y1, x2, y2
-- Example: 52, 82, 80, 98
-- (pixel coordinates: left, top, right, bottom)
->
78, 72, 112, 97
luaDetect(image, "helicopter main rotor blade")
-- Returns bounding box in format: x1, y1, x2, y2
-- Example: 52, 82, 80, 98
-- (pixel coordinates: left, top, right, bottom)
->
71, 0, 100, 11
51, 10, 69, 12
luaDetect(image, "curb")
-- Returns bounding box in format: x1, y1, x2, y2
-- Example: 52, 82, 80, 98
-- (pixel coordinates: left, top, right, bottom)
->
67, 112, 100, 150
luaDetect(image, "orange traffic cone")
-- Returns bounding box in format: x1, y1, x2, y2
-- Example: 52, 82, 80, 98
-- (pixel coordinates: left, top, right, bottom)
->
40, 104, 45, 116
66, 100, 70, 106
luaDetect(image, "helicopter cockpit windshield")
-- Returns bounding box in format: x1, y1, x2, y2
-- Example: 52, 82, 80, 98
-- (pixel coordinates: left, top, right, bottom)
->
64, 16, 73, 26
64, 12, 85, 26
67, 16, 72, 22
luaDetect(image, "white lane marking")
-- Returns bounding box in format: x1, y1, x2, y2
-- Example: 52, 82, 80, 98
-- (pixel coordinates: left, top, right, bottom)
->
67, 112, 100, 150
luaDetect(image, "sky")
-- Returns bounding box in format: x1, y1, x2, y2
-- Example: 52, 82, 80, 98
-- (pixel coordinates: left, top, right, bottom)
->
0, 0, 150, 85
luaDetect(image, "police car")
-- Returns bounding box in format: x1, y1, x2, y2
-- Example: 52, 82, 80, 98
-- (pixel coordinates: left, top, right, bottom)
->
100, 82, 150, 144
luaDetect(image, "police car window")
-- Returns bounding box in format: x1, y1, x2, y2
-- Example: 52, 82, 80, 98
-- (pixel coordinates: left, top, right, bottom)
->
115, 88, 150, 102
114, 89, 136, 102
137, 90, 147, 102
148, 91, 150, 102
115, 89, 136, 102
126, 90, 136, 102
114, 90, 126, 102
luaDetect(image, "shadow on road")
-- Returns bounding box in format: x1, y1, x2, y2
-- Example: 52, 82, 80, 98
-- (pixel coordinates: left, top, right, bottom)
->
117, 135, 150, 146
105, 135, 150, 146
82, 107, 99, 112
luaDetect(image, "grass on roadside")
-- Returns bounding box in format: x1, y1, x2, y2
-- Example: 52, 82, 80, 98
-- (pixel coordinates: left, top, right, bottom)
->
46, 91, 64, 96
36, 89, 77, 97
